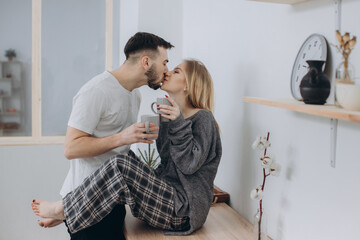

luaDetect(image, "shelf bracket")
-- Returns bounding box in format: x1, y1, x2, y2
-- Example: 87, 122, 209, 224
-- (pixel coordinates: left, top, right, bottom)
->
334, 0, 342, 31
330, 0, 341, 168
330, 118, 338, 168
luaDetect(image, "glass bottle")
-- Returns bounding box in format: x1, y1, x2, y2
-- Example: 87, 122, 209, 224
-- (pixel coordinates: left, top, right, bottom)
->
335, 59, 355, 84
253, 208, 267, 240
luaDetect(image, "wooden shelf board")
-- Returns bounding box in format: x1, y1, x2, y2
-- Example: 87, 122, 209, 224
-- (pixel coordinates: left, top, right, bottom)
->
125, 203, 271, 240
249, 0, 309, 4
243, 97, 360, 123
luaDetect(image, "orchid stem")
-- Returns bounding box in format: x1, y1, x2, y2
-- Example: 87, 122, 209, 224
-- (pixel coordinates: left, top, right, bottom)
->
258, 131, 270, 240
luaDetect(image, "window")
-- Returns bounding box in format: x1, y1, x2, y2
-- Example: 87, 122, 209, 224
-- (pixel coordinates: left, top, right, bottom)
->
0, 0, 118, 145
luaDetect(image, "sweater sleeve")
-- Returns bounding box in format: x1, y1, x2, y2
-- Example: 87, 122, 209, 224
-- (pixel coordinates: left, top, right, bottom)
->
168, 111, 214, 175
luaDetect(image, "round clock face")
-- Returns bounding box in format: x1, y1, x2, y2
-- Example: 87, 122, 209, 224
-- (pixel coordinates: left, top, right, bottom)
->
291, 34, 328, 101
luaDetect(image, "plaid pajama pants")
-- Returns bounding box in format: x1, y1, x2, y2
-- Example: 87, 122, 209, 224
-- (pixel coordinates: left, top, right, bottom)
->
63, 150, 189, 234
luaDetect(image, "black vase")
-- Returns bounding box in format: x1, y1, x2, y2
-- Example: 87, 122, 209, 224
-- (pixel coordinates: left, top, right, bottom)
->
300, 60, 330, 105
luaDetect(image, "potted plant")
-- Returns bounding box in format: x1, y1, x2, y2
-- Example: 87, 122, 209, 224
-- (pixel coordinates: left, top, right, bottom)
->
334, 31, 357, 83
5, 49, 16, 62
138, 143, 160, 169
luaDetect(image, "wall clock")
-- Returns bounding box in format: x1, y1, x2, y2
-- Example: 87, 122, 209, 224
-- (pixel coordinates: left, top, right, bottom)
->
291, 34, 328, 101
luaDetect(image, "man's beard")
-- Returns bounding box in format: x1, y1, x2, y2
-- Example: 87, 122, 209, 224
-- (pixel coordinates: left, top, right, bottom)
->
145, 64, 162, 90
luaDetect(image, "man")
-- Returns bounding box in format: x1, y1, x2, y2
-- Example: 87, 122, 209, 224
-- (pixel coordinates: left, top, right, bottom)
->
60, 32, 174, 240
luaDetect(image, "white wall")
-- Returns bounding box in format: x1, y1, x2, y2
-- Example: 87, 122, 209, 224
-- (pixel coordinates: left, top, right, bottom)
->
0, 145, 69, 240
182, 0, 360, 239
119, 0, 139, 64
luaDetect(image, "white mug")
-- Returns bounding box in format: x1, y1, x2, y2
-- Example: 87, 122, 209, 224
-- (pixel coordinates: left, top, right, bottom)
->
151, 97, 174, 122
140, 114, 160, 140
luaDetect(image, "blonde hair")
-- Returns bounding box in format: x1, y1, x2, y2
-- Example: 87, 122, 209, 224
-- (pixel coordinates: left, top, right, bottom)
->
183, 59, 219, 131
183, 59, 214, 112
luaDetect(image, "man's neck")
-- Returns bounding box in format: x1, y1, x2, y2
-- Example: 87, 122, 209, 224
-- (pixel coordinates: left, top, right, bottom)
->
110, 63, 145, 92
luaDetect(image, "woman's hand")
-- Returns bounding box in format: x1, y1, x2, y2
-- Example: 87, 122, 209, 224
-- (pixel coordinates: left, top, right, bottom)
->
158, 95, 181, 121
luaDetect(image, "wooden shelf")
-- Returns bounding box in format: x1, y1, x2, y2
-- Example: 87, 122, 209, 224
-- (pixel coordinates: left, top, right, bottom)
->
243, 97, 360, 123
125, 203, 271, 240
249, 0, 309, 4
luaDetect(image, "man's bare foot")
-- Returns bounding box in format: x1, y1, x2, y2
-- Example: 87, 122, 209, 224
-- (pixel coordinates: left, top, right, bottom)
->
31, 199, 65, 220
38, 218, 63, 228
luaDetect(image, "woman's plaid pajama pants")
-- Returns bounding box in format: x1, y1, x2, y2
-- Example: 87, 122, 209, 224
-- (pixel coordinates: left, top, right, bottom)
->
63, 150, 189, 234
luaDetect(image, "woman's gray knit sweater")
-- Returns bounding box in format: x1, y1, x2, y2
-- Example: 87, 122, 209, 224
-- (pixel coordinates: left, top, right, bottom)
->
155, 109, 222, 235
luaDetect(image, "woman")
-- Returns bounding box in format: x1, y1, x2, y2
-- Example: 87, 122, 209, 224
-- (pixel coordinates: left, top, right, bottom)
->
32, 59, 222, 236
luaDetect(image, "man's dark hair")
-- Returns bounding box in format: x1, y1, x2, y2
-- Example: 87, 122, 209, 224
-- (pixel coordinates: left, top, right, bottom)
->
124, 32, 174, 60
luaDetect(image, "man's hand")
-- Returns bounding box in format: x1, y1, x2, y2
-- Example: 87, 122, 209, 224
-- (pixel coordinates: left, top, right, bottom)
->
64, 123, 159, 160
117, 122, 159, 145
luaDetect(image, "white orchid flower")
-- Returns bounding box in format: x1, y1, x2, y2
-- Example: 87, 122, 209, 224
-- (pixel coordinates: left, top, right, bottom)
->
252, 136, 270, 150
250, 188, 263, 200
252, 136, 262, 149
270, 162, 281, 176
261, 155, 274, 169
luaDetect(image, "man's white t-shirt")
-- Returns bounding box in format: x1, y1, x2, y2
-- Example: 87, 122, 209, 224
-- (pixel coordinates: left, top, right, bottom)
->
60, 71, 141, 197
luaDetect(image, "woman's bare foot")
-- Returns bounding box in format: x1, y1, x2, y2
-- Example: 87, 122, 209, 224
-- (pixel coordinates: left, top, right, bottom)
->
38, 218, 63, 228
31, 199, 65, 220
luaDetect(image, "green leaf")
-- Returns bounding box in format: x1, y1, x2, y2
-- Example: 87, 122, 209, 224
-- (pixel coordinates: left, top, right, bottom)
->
138, 148, 146, 162
150, 148, 155, 161
144, 150, 149, 161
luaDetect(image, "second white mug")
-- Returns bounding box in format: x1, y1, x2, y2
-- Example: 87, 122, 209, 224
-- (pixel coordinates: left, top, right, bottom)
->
140, 114, 160, 140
